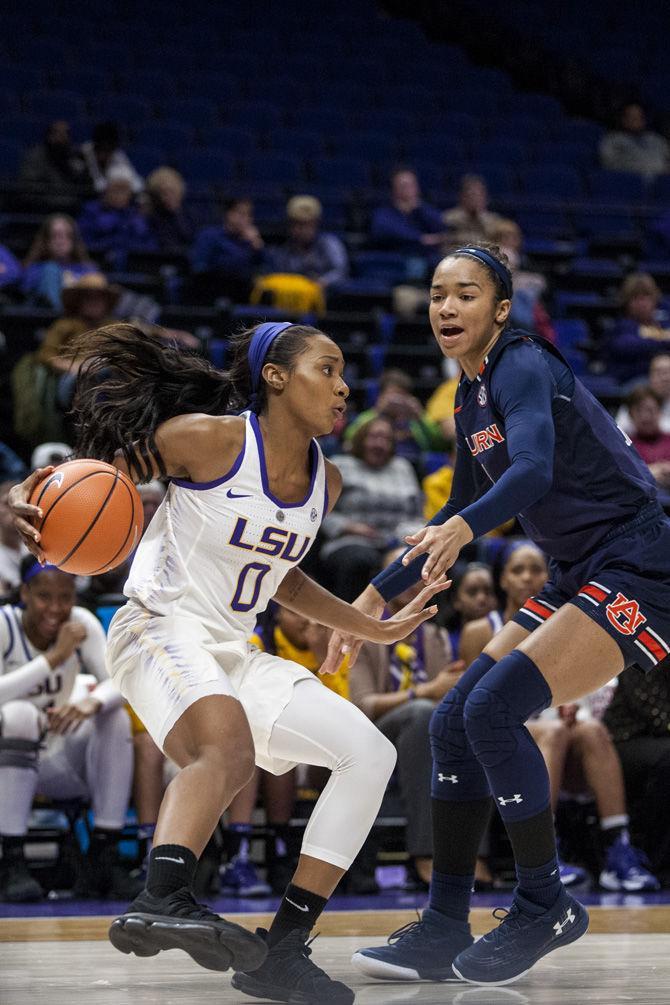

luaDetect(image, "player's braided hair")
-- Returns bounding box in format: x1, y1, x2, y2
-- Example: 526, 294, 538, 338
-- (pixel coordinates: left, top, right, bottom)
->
70, 321, 322, 467
451, 242, 513, 302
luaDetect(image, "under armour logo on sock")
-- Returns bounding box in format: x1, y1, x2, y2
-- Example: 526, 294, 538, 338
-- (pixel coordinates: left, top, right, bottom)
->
438, 773, 458, 783
553, 908, 575, 936
285, 897, 309, 912
497, 793, 523, 806
154, 856, 185, 864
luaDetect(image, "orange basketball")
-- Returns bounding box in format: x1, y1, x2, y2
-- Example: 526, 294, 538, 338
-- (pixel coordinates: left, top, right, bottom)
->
29, 459, 144, 575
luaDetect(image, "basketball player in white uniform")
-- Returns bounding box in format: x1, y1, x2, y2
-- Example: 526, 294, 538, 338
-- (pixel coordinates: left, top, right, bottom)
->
0, 558, 134, 901
9, 319, 447, 1004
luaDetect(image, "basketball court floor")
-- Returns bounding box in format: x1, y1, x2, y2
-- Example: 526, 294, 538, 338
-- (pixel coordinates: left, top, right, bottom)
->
2, 890, 669, 1004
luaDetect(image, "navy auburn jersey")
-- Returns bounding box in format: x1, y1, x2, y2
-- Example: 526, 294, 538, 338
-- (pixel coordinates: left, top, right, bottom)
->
450, 328, 656, 562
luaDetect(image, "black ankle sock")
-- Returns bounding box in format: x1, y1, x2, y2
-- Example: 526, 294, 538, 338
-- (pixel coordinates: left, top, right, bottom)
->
147, 844, 198, 897
505, 805, 557, 868
91, 827, 121, 850
267, 883, 327, 947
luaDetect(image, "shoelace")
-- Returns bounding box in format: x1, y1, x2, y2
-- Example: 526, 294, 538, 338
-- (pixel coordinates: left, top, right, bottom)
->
490, 903, 525, 933
387, 911, 424, 945
167, 887, 222, 921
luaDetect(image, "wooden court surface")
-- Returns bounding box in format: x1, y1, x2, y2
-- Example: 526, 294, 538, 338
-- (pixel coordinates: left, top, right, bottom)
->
2, 908, 670, 1004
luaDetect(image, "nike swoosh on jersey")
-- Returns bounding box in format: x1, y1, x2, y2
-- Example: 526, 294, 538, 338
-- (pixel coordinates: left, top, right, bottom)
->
285, 897, 309, 912
154, 856, 185, 864
226, 488, 252, 499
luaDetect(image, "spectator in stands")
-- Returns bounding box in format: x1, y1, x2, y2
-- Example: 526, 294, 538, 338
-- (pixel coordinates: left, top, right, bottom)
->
492, 220, 557, 342
0, 449, 27, 488
22, 214, 97, 311
320, 415, 423, 601
370, 168, 445, 259
80, 121, 143, 195
0, 559, 137, 902
78, 167, 156, 267
627, 385, 670, 492
444, 562, 497, 656
30, 442, 71, 470
0, 481, 28, 594
600, 103, 670, 179
191, 197, 267, 302
604, 666, 670, 886
443, 174, 504, 248
608, 273, 670, 382
18, 120, 86, 199
38, 273, 120, 385
345, 369, 447, 468
144, 167, 197, 252
351, 547, 464, 887
0, 243, 22, 297
616, 353, 670, 435
270, 195, 348, 291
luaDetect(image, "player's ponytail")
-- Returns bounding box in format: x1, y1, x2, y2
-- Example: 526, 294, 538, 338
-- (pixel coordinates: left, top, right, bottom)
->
71, 321, 322, 463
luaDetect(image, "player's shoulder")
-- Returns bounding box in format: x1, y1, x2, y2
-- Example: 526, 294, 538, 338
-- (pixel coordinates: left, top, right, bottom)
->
0, 604, 17, 640
159, 412, 245, 442
459, 615, 494, 649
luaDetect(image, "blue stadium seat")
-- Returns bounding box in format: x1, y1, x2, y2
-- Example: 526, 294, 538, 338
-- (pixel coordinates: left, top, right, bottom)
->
402, 134, 474, 164
91, 95, 154, 124
588, 170, 646, 202
0, 65, 48, 91
271, 129, 324, 158
474, 163, 518, 196
523, 165, 584, 198
242, 153, 304, 185
365, 109, 416, 137
53, 68, 111, 95
175, 151, 236, 184
3, 115, 55, 146
24, 89, 87, 120
552, 318, 590, 352
125, 144, 165, 175
499, 114, 549, 140
552, 118, 604, 145
515, 208, 571, 238
226, 102, 282, 133
137, 123, 194, 153
312, 156, 371, 188
331, 131, 399, 161
475, 139, 529, 165
122, 69, 178, 100
292, 108, 349, 135
203, 127, 259, 158
0, 140, 24, 177
168, 99, 219, 129
533, 140, 595, 169
352, 251, 413, 285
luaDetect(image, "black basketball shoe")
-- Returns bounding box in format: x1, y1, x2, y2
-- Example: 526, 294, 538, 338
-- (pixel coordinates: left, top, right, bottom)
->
109, 886, 267, 972
232, 927, 354, 1004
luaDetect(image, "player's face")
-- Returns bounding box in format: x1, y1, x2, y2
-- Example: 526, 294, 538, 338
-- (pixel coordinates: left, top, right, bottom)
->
455, 569, 496, 622
280, 334, 349, 436
501, 546, 548, 608
21, 570, 76, 646
429, 257, 510, 374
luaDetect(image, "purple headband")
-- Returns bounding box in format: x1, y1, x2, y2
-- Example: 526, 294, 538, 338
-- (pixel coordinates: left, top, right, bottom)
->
22, 561, 60, 584
454, 246, 513, 300
247, 321, 294, 412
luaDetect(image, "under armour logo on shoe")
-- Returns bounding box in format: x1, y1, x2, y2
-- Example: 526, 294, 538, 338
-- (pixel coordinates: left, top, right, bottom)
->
154, 856, 185, 864
497, 793, 523, 806
553, 908, 575, 936
438, 773, 458, 783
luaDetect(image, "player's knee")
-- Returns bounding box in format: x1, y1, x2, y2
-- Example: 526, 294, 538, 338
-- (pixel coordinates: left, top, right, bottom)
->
96, 705, 132, 745
463, 686, 516, 768
572, 719, 611, 752
430, 686, 467, 762
0, 701, 43, 741
530, 718, 570, 753
346, 717, 396, 786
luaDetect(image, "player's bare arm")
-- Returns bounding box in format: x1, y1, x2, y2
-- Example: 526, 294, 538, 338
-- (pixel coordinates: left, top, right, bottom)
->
114, 413, 246, 483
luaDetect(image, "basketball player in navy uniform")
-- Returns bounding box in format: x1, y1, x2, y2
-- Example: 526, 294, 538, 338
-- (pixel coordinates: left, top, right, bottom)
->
10, 320, 446, 1004
0, 557, 134, 901
321, 244, 670, 985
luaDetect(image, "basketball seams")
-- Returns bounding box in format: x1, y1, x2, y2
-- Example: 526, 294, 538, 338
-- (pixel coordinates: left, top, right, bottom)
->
56, 470, 121, 568
89, 474, 139, 575
37, 470, 116, 534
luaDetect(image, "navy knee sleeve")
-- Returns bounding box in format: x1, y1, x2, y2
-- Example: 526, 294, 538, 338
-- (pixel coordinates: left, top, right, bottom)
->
429, 653, 494, 801
464, 650, 552, 822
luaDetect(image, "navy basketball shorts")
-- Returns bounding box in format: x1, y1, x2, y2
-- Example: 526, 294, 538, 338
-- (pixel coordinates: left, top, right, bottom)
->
513, 503, 670, 673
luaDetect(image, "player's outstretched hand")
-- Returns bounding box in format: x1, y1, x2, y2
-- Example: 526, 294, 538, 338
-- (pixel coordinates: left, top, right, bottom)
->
7, 467, 55, 562
402, 514, 473, 584
371, 576, 450, 644
320, 584, 385, 675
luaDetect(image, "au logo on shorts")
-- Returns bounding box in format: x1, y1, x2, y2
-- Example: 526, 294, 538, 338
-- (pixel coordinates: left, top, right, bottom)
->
605, 592, 647, 636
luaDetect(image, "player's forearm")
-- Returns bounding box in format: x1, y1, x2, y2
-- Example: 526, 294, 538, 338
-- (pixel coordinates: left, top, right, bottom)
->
0, 657, 50, 704
275, 569, 385, 638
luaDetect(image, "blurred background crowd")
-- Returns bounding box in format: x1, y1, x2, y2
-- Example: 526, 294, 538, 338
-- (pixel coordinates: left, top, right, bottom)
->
1, 0, 669, 905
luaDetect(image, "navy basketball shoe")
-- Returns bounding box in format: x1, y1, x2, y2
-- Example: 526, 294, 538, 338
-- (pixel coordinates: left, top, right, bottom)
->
232, 927, 354, 1003
452, 887, 589, 985
351, 908, 473, 982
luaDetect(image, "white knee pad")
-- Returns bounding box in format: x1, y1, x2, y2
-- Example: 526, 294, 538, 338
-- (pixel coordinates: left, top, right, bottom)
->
0, 701, 43, 741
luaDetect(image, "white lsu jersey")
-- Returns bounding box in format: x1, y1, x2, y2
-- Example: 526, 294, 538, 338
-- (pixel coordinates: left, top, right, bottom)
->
124, 411, 328, 642
0, 604, 109, 711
